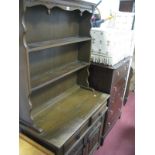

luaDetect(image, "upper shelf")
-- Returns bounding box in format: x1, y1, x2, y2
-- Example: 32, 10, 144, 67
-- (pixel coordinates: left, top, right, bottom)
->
31, 61, 89, 92
28, 36, 91, 52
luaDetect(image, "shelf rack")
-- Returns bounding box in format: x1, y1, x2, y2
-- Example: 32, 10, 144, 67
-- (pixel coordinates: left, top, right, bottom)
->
19, 1, 109, 155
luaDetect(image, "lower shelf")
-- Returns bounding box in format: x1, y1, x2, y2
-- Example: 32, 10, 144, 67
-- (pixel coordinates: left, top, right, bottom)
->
31, 86, 109, 148
31, 61, 89, 92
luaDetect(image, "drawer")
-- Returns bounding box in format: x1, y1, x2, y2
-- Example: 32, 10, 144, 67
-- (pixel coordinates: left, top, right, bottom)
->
103, 114, 118, 138
65, 139, 84, 155
110, 78, 126, 100
107, 99, 122, 121
104, 112, 121, 137
64, 108, 107, 154
64, 120, 89, 153
64, 105, 107, 153
90, 103, 107, 125
112, 62, 129, 85
106, 89, 123, 127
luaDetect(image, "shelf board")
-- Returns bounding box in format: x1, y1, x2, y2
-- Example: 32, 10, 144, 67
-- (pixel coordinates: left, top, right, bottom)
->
31, 61, 89, 92
28, 36, 91, 52
32, 86, 109, 148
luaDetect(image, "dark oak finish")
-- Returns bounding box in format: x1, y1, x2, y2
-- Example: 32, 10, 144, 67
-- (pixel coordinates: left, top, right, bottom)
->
89, 57, 131, 143
31, 61, 90, 92
124, 66, 133, 105
20, 0, 110, 155
28, 37, 91, 52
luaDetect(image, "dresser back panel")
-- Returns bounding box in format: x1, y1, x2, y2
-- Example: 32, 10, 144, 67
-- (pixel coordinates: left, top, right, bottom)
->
29, 45, 78, 78
25, 6, 80, 42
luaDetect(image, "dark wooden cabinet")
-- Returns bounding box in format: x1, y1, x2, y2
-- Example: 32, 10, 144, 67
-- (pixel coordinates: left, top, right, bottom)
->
89, 57, 131, 142
19, 0, 110, 155
65, 112, 105, 155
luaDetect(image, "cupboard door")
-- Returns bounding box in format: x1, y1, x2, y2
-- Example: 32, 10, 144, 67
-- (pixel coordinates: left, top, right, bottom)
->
87, 121, 102, 154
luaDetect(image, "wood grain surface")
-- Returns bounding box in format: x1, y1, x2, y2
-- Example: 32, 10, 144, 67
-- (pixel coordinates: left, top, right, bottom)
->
19, 133, 55, 155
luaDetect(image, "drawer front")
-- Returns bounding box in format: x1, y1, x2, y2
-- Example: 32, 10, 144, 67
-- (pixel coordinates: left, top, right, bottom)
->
108, 93, 122, 121
65, 110, 107, 155
90, 103, 107, 125
110, 81, 124, 117
103, 112, 120, 138
112, 61, 129, 85
64, 104, 108, 153
110, 78, 126, 101
66, 139, 84, 155
64, 120, 89, 153
104, 79, 125, 136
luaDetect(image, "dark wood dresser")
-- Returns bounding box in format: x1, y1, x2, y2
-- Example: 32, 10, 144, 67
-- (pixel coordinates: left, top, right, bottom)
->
19, 0, 110, 155
89, 57, 131, 142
